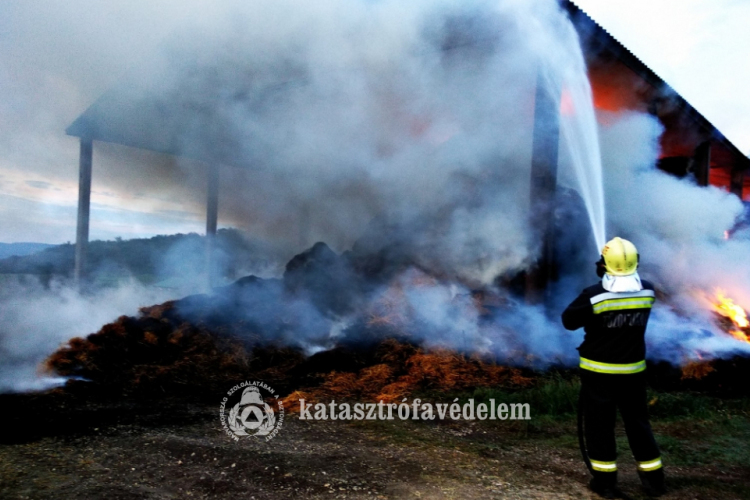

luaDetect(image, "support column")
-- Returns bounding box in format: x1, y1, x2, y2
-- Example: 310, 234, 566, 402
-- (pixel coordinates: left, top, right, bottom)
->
206, 164, 220, 289
526, 72, 561, 305
74, 139, 93, 285
730, 160, 745, 199
692, 140, 711, 187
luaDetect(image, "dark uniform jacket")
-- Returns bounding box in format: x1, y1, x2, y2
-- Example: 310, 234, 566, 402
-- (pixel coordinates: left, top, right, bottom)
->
562, 280, 655, 372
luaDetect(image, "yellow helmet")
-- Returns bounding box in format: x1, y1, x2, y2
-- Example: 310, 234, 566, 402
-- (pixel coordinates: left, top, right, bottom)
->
601, 237, 639, 276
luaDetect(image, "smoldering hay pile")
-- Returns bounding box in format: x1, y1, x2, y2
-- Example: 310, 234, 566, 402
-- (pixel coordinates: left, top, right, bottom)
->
31, 0, 750, 395
47, 242, 538, 401
47, 233, 750, 402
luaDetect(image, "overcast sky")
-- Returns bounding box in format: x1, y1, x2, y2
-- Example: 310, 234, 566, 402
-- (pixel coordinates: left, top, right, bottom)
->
0, 0, 748, 244
574, 0, 750, 157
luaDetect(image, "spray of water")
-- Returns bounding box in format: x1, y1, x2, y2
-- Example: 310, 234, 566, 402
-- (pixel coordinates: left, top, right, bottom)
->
558, 66, 607, 251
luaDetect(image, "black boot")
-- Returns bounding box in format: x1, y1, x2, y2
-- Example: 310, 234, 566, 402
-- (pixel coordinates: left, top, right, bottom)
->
589, 472, 620, 499
639, 469, 666, 497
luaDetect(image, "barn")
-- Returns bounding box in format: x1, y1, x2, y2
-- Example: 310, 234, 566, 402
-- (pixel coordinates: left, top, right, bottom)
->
65, 0, 750, 291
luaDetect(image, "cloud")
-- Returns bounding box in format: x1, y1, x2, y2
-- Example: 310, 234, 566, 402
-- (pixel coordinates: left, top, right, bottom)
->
25, 180, 51, 190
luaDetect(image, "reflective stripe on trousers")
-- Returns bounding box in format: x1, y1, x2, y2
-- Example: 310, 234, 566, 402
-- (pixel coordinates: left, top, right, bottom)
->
579, 357, 646, 374
637, 458, 663, 471
589, 459, 617, 472
589, 457, 662, 472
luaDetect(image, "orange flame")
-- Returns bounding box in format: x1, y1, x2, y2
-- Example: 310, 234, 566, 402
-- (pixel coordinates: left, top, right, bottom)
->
728, 330, 750, 342
713, 289, 750, 341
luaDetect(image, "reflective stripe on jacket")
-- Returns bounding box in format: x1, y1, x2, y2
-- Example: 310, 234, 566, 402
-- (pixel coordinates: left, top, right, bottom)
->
562, 280, 655, 368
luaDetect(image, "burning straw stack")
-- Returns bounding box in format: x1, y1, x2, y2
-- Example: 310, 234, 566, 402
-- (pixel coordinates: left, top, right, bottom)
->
46, 307, 533, 406
45, 243, 750, 403
46, 242, 533, 403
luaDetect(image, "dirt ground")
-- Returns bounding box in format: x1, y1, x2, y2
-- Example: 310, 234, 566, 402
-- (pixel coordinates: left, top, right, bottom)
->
1, 396, 748, 500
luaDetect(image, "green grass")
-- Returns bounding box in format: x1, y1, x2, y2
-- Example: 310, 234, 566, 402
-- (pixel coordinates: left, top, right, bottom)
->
340, 377, 750, 500
472, 372, 580, 418
646, 390, 717, 420
655, 416, 750, 467
412, 374, 750, 469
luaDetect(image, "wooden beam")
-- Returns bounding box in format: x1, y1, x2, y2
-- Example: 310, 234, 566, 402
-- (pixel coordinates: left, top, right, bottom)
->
692, 141, 711, 187
74, 139, 93, 285
730, 159, 745, 199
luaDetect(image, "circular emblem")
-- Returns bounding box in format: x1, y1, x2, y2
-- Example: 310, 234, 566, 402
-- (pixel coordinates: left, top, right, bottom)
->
219, 381, 284, 441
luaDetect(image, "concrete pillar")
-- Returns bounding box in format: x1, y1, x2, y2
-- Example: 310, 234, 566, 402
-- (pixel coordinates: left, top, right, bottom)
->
74, 139, 93, 285
206, 164, 220, 288
526, 72, 561, 305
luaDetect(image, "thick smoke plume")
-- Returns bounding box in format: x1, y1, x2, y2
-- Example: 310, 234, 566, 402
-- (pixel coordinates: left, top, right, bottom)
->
116, 0, 750, 367
3, 0, 750, 392
4, 0, 592, 391
599, 111, 750, 363
149, 0, 594, 363
95, 0, 598, 286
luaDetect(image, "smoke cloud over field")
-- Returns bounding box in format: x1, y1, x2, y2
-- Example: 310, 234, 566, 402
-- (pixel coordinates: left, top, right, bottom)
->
2, 0, 594, 390
122, 0, 562, 281
2, 0, 750, 392
0, 276, 175, 392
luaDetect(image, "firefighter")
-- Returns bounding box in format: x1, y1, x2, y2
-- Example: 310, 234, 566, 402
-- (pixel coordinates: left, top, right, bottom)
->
562, 237, 665, 498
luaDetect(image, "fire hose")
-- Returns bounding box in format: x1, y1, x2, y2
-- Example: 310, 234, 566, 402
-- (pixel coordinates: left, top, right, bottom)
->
577, 389, 594, 475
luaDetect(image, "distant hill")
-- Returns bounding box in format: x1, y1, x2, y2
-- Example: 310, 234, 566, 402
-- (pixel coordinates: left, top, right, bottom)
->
0, 243, 55, 260
0, 230, 281, 284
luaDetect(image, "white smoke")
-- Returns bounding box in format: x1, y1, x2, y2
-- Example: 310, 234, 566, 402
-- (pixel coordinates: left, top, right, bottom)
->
0, 276, 177, 392
94, 0, 593, 286
5, 0, 749, 395
599, 111, 750, 362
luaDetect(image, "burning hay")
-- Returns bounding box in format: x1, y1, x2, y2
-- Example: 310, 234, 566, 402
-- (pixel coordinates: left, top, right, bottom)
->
42, 240, 750, 404
45, 280, 750, 407
44, 243, 539, 401
711, 289, 750, 343
283, 339, 533, 411
47, 300, 532, 407
46, 301, 305, 397
645, 289, 750, 394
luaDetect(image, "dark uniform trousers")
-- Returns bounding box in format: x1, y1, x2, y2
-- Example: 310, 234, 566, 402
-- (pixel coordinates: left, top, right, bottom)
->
581, 369, 663, 487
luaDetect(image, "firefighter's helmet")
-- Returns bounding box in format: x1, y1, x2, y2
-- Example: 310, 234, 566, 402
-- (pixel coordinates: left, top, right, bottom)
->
601, 237, 639, 276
